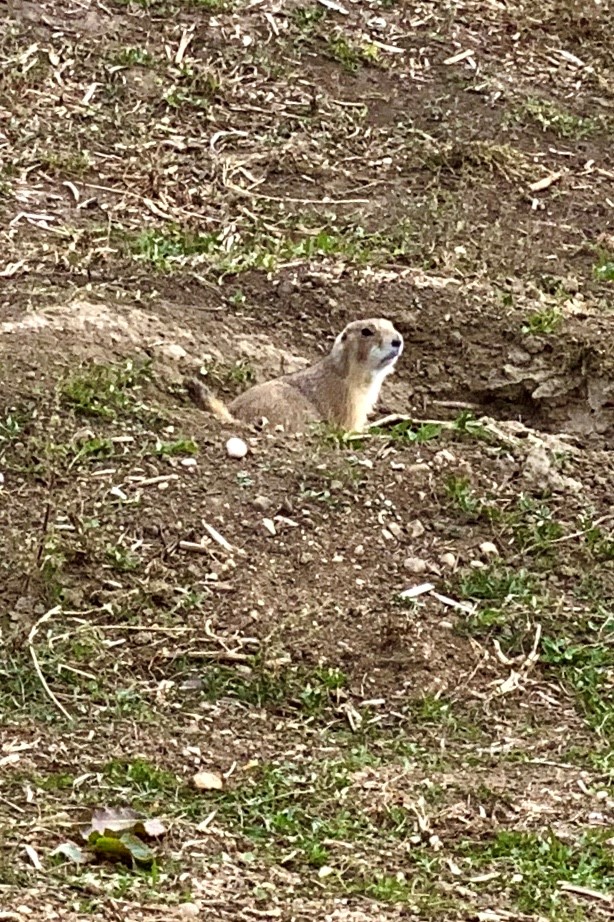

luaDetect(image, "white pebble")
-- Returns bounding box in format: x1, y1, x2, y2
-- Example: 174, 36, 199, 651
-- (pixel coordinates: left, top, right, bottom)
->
226, 437, 248, 459
479, 541, 499, 557
408, 519, 425, 539
440, 552, 457, 569
181, 457, 197, 468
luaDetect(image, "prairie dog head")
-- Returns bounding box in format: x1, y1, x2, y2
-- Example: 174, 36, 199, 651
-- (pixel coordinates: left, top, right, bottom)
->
330, 318, 403, 379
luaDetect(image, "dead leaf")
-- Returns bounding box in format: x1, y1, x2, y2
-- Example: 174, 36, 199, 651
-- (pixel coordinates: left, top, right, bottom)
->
50, 841, 87, 864
192, 770, 224, 791
82, 806, 167, 841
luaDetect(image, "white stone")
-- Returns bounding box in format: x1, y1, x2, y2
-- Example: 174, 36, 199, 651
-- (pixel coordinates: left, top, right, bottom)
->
226, 437, 248, 459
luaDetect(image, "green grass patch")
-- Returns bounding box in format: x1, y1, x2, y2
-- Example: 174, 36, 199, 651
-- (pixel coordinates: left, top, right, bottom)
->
190, 662, 348, 716
60, 360, 152, 420
541, 631, 614, 737
128, 219, 423, 276
459, 828, 614, 916
595, 255, 614, 282
513, 97, 599, 140
459, 564, 533, 603
522, 307, 562, 335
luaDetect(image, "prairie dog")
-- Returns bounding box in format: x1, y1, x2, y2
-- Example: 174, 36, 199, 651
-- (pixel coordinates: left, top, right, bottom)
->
187, 318, 403, 434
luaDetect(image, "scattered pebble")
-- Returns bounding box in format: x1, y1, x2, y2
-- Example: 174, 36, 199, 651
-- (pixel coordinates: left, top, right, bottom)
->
479, 541, 499, 557
253, 495, 273, 512
354, 544, 365, 557
177, 903, 200, 919
159, 342, 188, 361
329, 480, 344, 491
226, 437, 248, 459
388, 522, 403, 539
434, 449, 456, 466
181, 457, 197, 468
404, 557, 428, 575
440, 552, 457, 569
408, 519, 425, 539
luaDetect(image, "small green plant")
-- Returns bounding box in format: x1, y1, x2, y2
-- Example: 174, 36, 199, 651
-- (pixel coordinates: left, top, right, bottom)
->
199, 359, 255, 395
0, 412, 23, 460
327, 35, 361, 72
584, 520, 614, 561
459, 829, 614, 914
515, 97, 599, 140
371, 419, 442, 443
60, 360, 151, 420
38, 150, 91, 177
106, 544, 141, 572
292, 3, 326, 33
197, 662, 347, 715
521, 307, 562, 335
112, 47, 154, 67
445, 476, 482, 515
68, 436, 114, 468
595, 256, 614, 282
228, 289, 246, 306
510, 496, 564, 553
154, 438, 198, 457
541, 635, 613, 735
459, 565, 532, 603
103, 758, 179, 797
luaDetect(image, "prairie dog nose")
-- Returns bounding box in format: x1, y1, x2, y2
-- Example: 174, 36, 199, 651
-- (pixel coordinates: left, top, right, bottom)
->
391, 337, 402, 349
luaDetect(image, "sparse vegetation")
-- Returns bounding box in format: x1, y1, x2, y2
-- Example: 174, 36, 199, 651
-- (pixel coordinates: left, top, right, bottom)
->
1, 0, 613, 919
522, 307, 562, 335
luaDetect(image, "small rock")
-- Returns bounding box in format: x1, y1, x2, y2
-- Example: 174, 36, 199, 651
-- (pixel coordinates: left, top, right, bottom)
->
354, 544, 365, 557
226, 437, 248, 459
181, 458, 197, 468
330, 480, 344, 492
434, 449, 456, 466
388, 522, 403, 539
159, 343, 188, 361
479, 541, 499, 557
404, 557, 427, 575
178, 903, 200, 919
253, 495, 273, 513
440, 552, 456, 569
408, 519, 425, 539
192, 771, 224, 791
262, 518, 277, 536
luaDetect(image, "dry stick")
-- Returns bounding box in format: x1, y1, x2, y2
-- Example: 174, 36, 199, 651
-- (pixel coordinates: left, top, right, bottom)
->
516, 513, 614, 558
23, 500, 53, 595
28, 606, 74, 723
559, 882, 612, 904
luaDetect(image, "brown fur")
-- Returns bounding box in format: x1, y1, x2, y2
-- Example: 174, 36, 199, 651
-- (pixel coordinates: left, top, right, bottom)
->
186, 318, 403, 434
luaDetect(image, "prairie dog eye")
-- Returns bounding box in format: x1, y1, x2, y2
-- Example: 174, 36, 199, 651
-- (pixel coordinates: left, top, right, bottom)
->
361, 328, 374, 337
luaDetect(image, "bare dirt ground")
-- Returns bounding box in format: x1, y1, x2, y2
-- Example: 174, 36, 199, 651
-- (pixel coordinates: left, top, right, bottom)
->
1, 0, 613, 919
